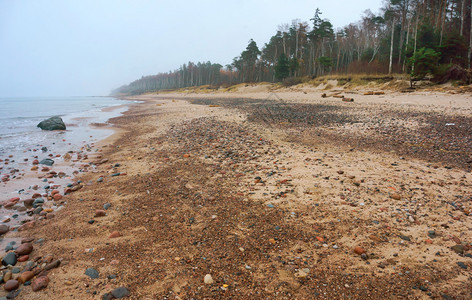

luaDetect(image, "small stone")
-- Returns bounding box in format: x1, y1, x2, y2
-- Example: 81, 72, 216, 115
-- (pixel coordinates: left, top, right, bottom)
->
204, 274, 214, 284
18, 271, 34, 284
85, 268, 99, 279
17, 255, 29, 262
103, 203, 111, 210
2, 252, 17, 266
95, 210, 106, 217
31, 276, 49, 291
4, 280, 19, 291
451, 244, 465, 254
353, 247, 366, 255
0, 225, 10, 235
399, 235, 410, 241
427, 230, 436, 238
457, 262, 467, 269
3, 271, 12, 282
39, 159, 54, 166
111, 286, 131, 298
15, 243, 33, 256
108, 231, 121, 238
44, 259, 61, 271
295, 269, 308, 278
391, 193, 401, 200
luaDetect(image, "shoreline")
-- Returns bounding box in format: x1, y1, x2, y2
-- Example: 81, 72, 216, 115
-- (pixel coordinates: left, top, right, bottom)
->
0, 98, 131, 251
3, 90, 472, 299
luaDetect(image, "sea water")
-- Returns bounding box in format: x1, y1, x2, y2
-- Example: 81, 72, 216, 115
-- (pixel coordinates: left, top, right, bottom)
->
0, 96, 131, 158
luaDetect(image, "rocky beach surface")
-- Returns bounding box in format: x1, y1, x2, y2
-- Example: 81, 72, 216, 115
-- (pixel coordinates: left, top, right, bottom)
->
1, 85, 471, 299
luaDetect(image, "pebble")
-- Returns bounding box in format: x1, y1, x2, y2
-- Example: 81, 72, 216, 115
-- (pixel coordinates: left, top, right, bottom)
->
39, 159, 54, 166
18, 271, 35, 284
353, 247, 366, 255
399, 235, 410, 241
44, 259, 61, 271
31, 276, 49, 291
204, 274, 214, 284
17, 255, 29, 262
457, 262, 467, 270
2, 252, 17, 266
85, 268, 99, 279
3, 272, 12, 282
391, 193, 401, 200
95, 210, 106, 217
0, 225, 10, 235
103, 203, 111, 210
4, 280, 19, 291
15, 243, 33, 256
451, 244, 464, 254
108, 231, 121, 238
111, 287, 130, 298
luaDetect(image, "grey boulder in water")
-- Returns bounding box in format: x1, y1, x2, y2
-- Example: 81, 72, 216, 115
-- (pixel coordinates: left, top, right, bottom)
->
37, 116, 66, 130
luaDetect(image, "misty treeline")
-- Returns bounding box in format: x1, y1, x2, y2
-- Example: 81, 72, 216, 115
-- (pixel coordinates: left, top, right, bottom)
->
113, 0, 472, 95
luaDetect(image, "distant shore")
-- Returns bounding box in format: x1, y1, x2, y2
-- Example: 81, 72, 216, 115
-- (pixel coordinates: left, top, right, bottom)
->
5, 87, 472, 299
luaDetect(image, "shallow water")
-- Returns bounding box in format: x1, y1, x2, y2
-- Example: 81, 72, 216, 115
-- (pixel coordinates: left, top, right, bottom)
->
0, 96, 130, 158
0, 96, 133, 241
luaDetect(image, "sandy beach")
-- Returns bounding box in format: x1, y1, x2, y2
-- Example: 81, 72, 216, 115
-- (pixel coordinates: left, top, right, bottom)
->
2, 85, 471, 299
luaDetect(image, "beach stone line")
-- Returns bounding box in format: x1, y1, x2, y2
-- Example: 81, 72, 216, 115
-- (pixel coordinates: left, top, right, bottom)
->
37, 116, 66, 130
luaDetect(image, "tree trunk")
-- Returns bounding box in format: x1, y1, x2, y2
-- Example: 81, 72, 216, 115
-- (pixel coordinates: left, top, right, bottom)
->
460, 0, 465, 36
439, 0, 447, 46
469, 0, 472, 68
389, 18, 395, 74
402, 18, 411, 73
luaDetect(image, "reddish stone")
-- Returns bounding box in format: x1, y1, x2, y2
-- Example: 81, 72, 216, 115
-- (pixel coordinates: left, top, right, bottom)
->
53, 194, 62, 201
109, 231, 121, 238
15, 243, 33, 256
31, 276, 49, 292
95, 210, 106, 217
32, 160, 39, 165
18, 255, 29, 262
4, 202, 16, 209
18, 271, 34, 284
353, 246, 366, 255
4, 280, 19, 291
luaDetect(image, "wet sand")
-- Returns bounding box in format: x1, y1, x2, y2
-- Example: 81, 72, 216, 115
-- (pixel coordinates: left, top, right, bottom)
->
3, 86, 472, 299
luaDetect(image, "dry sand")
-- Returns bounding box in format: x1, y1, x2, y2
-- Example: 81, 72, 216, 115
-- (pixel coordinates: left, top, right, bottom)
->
3, 85, 472, 299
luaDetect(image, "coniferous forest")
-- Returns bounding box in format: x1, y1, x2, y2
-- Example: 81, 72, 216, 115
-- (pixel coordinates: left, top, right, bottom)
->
113, 0, 472, 95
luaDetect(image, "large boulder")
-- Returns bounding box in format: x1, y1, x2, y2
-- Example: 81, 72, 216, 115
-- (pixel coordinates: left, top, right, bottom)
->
37, 116, 66, 130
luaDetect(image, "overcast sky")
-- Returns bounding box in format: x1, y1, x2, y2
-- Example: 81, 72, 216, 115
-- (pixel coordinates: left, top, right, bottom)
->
0, 0, 383, 97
